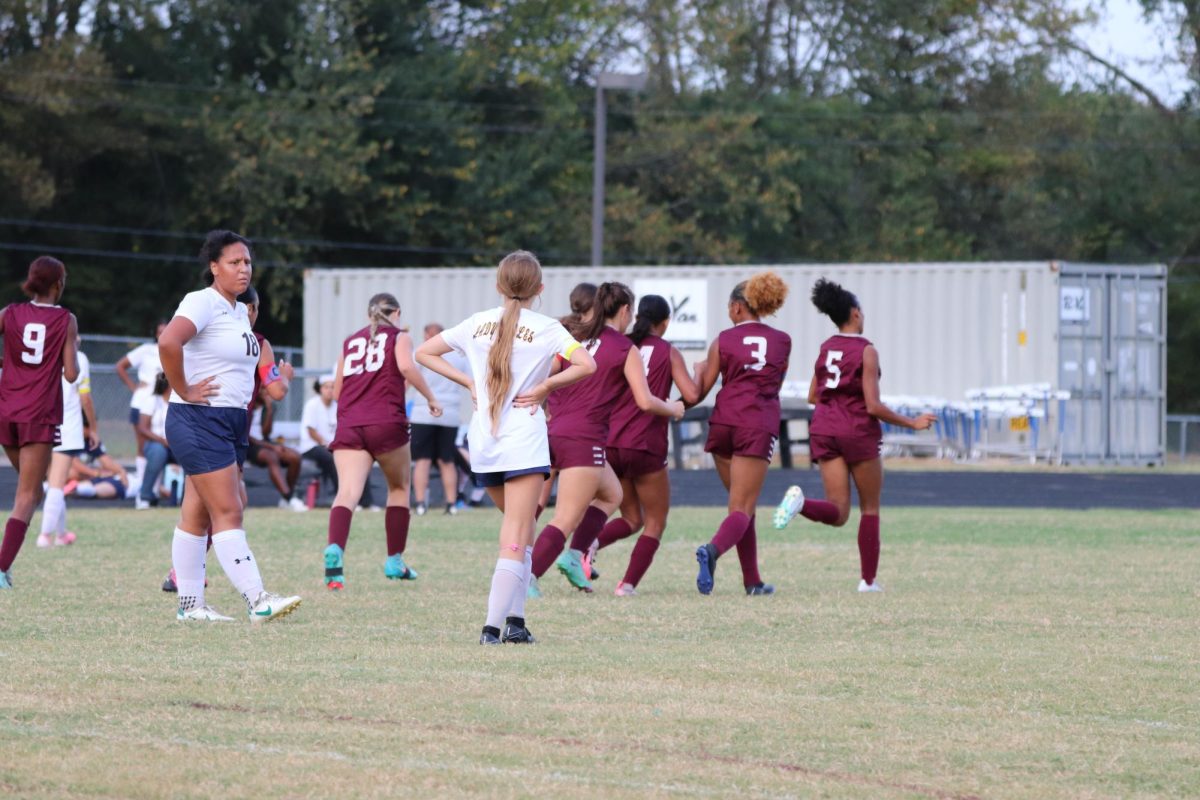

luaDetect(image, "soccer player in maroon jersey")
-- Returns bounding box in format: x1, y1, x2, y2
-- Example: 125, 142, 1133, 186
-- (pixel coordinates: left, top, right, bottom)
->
0, 256, 79, 588
773, 278, 936, 592
692, 271, 790, 597
592, 295, 699, 595
529, 282, 684, 595
323, 293, 442, 591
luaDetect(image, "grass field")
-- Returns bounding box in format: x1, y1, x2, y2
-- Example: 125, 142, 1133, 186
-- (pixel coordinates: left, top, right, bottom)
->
1, 504, 1197, 799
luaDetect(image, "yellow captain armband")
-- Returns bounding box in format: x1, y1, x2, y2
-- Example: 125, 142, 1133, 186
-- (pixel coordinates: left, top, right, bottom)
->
562, 341, 582, 360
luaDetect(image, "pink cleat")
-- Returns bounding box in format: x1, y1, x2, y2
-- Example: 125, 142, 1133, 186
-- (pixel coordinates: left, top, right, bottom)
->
36, 533, 53, 549
55, 532, 77, 547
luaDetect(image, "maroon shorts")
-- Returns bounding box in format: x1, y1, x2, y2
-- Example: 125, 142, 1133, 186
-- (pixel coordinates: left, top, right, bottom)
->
809, 433, 881, 465
704, 423, 778, 462
0, 421, 60, 448
330, 422, 410, 459
606, 447, 667, 479
549, 435, 606, 469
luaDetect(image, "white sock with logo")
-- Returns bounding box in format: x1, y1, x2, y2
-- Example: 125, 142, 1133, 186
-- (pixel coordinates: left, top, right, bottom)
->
172, 528, 208, 613
40, 488, 65, 536
211, 529, 264, 610
485, 558, 525, 630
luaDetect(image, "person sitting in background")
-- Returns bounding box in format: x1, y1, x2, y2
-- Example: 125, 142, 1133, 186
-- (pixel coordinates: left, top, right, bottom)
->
135, 372, 177, 509
66, 447, 132, 499
298, 374, 338, 505
247, 391, 307, 511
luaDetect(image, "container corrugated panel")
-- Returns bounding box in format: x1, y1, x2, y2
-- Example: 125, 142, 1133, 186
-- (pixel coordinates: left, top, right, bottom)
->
305, 261, 1064, 402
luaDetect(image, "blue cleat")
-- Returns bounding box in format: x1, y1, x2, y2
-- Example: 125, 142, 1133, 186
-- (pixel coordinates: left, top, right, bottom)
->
0, 570, 11, 589
324, 543, 345, 590
384, 554, 418, 580
555, 550, 593, 593
745, 583, 775, 596
695, 544, 717, 595
526, 575, 542, 599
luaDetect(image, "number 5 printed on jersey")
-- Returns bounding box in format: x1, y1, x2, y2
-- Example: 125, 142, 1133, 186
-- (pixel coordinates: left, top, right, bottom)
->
824, 350, 844, 388
743, 336, 767, 371
344, 333, 388, 375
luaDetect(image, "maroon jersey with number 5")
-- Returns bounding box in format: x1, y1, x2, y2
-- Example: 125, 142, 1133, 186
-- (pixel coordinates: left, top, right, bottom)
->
708, 321, 791, 433
607, 333, 673, 457
0, 302, 71, 424
337, 323, 407, 428
548, 326, 632, 444
810, 334, 881, 439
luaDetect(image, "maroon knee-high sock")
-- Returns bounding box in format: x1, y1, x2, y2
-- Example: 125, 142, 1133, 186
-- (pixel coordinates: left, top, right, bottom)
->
596, 518, 634, 551
710, 511, 751, 556
622, 535, 660, 587
800, 499, 841, 525
386, 506, 411, 556
568, 506, 609, 553
736, 514, 762, 588
858, 513, 880, 584
328, 506, 353, 551
531, 525, 566, 578
0, 517, 28, 572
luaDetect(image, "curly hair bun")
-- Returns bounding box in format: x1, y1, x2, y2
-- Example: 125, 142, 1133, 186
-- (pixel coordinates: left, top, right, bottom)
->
744, 271, 788, 317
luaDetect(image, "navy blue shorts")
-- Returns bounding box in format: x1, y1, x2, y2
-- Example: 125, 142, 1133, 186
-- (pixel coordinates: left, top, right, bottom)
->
166, 404, 249, 475
128, 406, 141, 425
474, 466, 550, 488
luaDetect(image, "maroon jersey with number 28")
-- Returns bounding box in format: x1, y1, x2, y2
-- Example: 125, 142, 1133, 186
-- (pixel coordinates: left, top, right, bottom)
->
810, 333, 882, 439
0, 302, 72, 424
336, 323, 408, 428
708, 321, 792, 433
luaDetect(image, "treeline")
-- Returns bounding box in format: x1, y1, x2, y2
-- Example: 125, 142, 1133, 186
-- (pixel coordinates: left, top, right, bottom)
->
2, 1, 1198, 409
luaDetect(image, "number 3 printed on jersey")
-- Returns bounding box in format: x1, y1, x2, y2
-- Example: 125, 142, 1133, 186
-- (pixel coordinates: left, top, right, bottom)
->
344, 333, 388, 375
20, 323, 46, 365
743, 336, 767, 371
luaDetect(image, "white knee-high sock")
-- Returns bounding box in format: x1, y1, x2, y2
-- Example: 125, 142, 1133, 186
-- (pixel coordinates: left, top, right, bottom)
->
134, 455, 147, 482
211, 529, 264, 610
507, 546, 533, 619
40, 488, 65, 536
173, 528, 209, 613
486, 558, 525, 630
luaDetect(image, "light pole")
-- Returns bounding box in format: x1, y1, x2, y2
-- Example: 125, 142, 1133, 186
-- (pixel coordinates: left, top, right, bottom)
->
591, 71, 647, 267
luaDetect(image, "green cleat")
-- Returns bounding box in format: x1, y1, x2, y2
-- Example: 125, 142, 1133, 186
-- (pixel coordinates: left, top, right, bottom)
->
555, 549, 593, 593
0, 570, 11, 589
526, 575, 542, 599
324, 543, 345, 590
384, 554, 418, 580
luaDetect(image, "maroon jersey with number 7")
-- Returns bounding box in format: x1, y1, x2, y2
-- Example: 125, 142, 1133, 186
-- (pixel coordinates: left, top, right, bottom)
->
337, 323, 408, 428
0, 302, 72, 424
708, 321, 791, 433
810, 333, 882, 439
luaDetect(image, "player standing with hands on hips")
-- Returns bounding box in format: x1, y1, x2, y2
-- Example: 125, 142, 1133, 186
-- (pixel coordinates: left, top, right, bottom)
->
158, 230, 300, 622
773, 278, 936, 592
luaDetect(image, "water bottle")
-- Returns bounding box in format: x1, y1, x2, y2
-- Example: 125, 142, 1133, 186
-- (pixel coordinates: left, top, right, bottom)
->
306, 477, 320, 509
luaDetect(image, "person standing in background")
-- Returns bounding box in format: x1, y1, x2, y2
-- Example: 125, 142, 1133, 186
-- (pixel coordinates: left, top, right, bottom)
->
116, 320, 168, 487
410, 323, 469, 516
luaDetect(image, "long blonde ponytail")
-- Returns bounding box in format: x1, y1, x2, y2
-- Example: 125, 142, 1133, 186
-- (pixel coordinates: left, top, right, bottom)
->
486, 251, 542, 433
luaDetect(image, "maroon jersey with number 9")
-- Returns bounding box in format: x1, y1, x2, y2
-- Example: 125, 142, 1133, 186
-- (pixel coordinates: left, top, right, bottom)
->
810, 334, 881, 439
337, 323, 407, 428
708, 321, 791, 433
0, 302, 71, 424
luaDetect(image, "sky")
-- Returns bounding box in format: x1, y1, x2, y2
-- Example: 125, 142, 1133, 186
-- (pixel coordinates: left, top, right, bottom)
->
1078, 0, 1189, 102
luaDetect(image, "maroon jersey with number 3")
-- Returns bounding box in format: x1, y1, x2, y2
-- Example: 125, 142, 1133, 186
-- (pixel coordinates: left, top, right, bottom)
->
708, 322, 791, 433
337, 323, 407, 428
548, 326, 632, 444
607, 334, 673, 457
0, 302, 71, 424
810, 334, 881, 439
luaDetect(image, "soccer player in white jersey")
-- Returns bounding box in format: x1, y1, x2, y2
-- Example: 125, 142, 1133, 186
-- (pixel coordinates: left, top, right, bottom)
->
117, 320, 167, 486
417, 250, 595, 644
158, 230, 300, 623
38, 335, 97, 548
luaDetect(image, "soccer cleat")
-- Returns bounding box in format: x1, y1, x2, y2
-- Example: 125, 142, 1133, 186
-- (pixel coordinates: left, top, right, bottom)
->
277, 498, 290, 510
614, 581, 637, 597
479, 626, 502, 645
526, 575, 542, 599
413, 501, 428, 517
288, 496, 309, 513
36, 533, 53, 549
502, 617, 536, 644
0, 570, 12, 589
55, 532, 76, 547
177, 605, 235, 622
248, 591, 302, 622
555, 550, 593, 593
695, 543, 717, 595
384, 554, 418, 580
858, 580, 884, 593
444, 503, 458, 516
162, 569, 178, 593
134, 497, 151, 511
773, 485, 805, 529
583, 539, 600, 580
324, 544, 345, 589
745, 583, 776, 596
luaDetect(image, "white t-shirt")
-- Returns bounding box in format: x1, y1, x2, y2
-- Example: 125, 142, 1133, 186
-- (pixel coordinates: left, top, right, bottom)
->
409, 351, 468, 428
248, 406, 264, 440
168, 287, 257, 409
135, 390, 169, 440
440, 307, 580, 472
299, 395, 337, 452
125, 342, 161, 409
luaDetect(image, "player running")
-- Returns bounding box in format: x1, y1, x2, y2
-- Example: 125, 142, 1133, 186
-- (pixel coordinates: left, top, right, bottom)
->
0, 256, 79, 588
773, 278, 935, 592
591, 294, 699, 595
322, 292, 442, 591
39, 334, 97, 548
417, 250, 595, 644
692, 272, 790, 597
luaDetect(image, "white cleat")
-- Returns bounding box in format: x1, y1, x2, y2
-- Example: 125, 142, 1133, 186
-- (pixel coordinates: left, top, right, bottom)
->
248, 590, 302, 622
773, 485, 805, 529
614, 581, 637, 597
36, 533, 54, 549
288, 496, 309, 513
857, 580, 884, 593
177, 605, 235, 622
